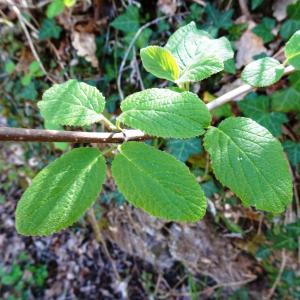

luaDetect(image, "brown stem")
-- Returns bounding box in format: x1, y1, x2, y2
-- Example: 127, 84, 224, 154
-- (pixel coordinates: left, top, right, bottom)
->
0, 127, 148, 143
0, 66, 295, 144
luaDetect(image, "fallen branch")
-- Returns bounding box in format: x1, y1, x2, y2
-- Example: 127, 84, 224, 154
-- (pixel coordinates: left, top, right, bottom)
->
0, 66, 295, 144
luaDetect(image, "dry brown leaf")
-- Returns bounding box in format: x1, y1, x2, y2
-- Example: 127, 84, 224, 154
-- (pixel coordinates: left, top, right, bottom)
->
235, 21, 267, 69
71, 31, 98, 68
157, 0, 177, 16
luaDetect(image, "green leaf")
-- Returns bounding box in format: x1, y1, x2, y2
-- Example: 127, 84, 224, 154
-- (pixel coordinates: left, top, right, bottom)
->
110, 5, 139, 33
204, 4, 233, 32
29, 61, 44, 77
285, 30, 300, 69
280, 20, 300, 40
241, 57, 284, 87
287, 1, 300, 20
165, 22, 234, 82
111, 142, 206, 221
252, 17, 275, 43
251, 0, 263, 10
238, 94, 288, 137
38, 19, 62, 40
118, 88, 211, 138
166, 138, 202, 162
204, 117, 292, 213
288, 71, 300, 91
271, 88, 300, 112
16, 148, 106, 236
4, 60, 16, 74
38, 79, 106, 126
176, 55, 224, 83
283, 140, 300, 167
140, 46, 180, 81
46, 0, 65, 18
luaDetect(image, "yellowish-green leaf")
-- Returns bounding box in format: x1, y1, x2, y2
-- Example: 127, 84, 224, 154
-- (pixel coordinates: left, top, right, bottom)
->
140, 46, 180, 81
165, 22, 233, 83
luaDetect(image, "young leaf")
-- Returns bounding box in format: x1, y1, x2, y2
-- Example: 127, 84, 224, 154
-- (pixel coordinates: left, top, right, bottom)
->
140, 46, 180, 81
176, 55, 224, 83
241, 57, 284, 87
111, 142, 206, 221
16, 148, 106, 236
165, 22, 233, 82
38, 79, 106, 126
118, 88, 211, 138
238, 94, 288, 137
204, 117, 292, 213
284, 30, 300, 69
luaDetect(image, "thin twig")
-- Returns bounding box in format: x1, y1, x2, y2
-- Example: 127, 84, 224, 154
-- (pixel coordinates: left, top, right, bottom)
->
117, 13, 187, 100
8, 0, 56, 83
265, 250, 287, 300
86, 208, 121, 281
238, 0, 251, 20
0, 127, 148, 143
117, 15, 169, 99
0, 64, 296, 144
206, 65, 295, 111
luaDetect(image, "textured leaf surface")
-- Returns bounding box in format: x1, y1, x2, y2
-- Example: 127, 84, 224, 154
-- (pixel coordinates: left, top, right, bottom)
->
38, 79, 105, 126
176, 55, 224, 83
118, 88, 211, 138
166, 138, 202, 162
165, 22, 233, 82
241, 58, 284, 87
284, 30, 300, 69
204, 117, 292, 213
238, 94, 287, 137
16, 148, 106, 236
140, 46, 180, 81
112, 142, 206, 221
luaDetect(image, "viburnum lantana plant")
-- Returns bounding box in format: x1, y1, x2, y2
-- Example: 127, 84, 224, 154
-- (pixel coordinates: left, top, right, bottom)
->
9, 22, 300, 236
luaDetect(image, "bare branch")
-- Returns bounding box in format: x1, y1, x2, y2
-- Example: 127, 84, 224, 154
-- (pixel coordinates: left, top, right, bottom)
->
0, 127, 148, 143
0, 66, 295, 144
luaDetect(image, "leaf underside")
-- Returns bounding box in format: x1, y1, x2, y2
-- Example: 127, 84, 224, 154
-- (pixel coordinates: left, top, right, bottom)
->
112, 142, 207, 222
